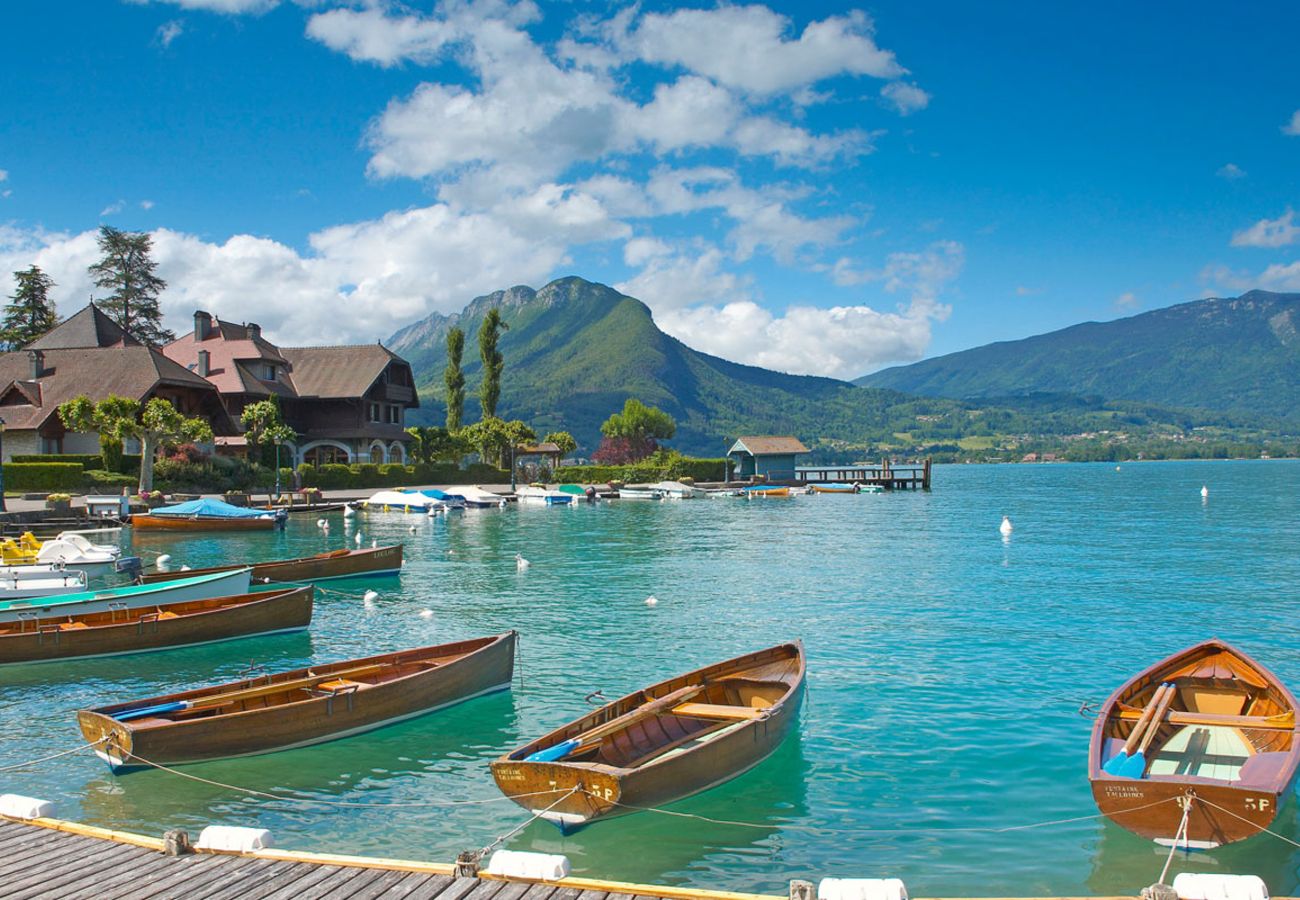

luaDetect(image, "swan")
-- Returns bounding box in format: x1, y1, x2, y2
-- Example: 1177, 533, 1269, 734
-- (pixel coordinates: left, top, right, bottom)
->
999, 516, 1013, 537
515, 553, 530, 572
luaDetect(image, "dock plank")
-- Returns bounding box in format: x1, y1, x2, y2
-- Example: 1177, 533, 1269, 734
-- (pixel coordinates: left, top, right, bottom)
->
307, 864, 386, 899
196, 857, 311, 900
405, 876, 492, 900
254, 862, 355, 900
165, 859, 318, 900
4, 841, 146, 900
336, 868, 424, 900
57, 852, 222, 900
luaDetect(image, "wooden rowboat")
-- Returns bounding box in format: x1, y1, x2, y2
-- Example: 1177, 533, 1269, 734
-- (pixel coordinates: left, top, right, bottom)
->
78, 631, 517, 771
142, 545, 404, 585
0, 586, 312, 666
809, 483, 859, 494
1089, 639, 1299, 848
491, 641, 804, 832
130, 513, 280, 532
743, 486, 790, 498
0, 568, 252, 625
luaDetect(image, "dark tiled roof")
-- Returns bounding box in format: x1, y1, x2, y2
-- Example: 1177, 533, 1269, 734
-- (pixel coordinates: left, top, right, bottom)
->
26, 304, 141, 350
0, 346, 221, 431
279, 344, 408, 400
729, 435, 809, 456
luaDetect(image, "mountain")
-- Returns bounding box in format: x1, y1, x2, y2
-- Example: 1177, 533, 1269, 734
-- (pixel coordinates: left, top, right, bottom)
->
387, 277, 954, 455
858, 291, 1300, 420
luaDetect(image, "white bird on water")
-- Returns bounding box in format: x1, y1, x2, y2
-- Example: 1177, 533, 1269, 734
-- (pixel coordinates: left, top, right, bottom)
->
343, 505, 356, 518
363, 590, 379, 603
419, 609, 434, 619
999, 516, 1013, 537
355, 531, 363, 546
645, 595, 658, 607
515, 553, 530, 572
1201, 485, 1209, 499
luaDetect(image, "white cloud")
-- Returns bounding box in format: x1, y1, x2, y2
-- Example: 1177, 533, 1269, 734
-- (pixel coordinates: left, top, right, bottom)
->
1231, 209, 1299, 248
617, 246, 753, 312
127, 0, 278, 13
0, 169, 8, 182
156, 19, 183, 48
1114, 291, 1140, 311
100, 200, 125, 217
140, 199, 156, 210
1014, 285, 1040, 297
629, 7, 904, 96
880, 81, 930, 115
305, 8, 454, 67
622, 236, 670, 267
1201, 261, 1300, 294
1216, 163, 1245, 180
1282, 110, 1300, 136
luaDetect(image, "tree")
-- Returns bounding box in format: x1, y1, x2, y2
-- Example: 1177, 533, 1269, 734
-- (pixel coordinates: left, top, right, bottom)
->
444, 327, 466, 432
477, 309, 507, 419
88, 226, 174, 345
406, 425, 463, 465
59, 395, 213, 493
594, 398, 676, 462
543, 431, 577, 458
460, 416, 534, 469
2, 266, 59, 349
240, 398, 297, 467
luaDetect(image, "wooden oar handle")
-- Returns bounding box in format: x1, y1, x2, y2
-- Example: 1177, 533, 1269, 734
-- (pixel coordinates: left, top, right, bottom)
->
1135, 685, 1177, 756
571, 683, 705, 748
1122, 684, 1168, 756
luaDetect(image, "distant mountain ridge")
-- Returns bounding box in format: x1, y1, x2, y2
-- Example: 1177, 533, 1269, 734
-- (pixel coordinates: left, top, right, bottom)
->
386, 276, 943, 455
857, 291, 1300, 420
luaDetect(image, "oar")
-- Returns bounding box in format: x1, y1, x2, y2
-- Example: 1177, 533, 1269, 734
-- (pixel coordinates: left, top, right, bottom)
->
1103, 683, 1169, 775
1119, 682, 1177, 779
523, 684, 706, 762
110, 662, 391, 722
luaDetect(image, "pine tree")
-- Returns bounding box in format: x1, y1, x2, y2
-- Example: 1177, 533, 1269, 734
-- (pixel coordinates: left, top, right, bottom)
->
88, 226, 175, 345
2, 265, 59, 349
477, 309, 507, 419
444, 327, 466, 431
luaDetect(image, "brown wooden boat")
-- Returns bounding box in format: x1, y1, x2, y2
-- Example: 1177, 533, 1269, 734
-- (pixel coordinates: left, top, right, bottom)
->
142, 545, 404, 585
0, 586, 312, 666
1089, 638, 1299, 848
78, 631, 516, 771
130, 513, 280, 532
491, 641, 804, 832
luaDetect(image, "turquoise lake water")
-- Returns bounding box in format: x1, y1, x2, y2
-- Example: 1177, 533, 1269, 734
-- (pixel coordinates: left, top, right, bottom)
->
2, 460, 1299, 895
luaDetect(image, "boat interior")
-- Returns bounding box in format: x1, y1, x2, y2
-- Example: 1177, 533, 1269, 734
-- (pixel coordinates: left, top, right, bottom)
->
1102, 648, 1295, 786
0, 588, 306, 635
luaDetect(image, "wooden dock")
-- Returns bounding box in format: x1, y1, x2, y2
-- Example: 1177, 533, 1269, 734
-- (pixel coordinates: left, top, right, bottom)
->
793, 459, 931, 491
0, 815, 776, 900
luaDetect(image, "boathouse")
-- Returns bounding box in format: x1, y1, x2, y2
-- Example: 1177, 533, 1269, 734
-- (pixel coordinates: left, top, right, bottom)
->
727, 435, 809, 481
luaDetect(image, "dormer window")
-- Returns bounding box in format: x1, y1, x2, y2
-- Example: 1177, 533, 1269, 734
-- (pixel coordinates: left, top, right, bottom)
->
263, 364, 276, 381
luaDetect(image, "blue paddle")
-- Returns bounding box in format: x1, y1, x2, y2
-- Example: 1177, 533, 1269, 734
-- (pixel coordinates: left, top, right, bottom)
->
1103, 683, 1168, 776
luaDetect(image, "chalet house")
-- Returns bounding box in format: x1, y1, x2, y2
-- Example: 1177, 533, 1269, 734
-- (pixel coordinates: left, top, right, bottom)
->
0, 305, 234, 460
162, 311, 420, 466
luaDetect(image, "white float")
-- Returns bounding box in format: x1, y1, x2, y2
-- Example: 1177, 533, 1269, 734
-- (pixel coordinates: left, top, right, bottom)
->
0, 794, 55, 820
195, 825, 274, 852
818, 879, 908, 900
1173, 874, 1268, 900
485, 849, 570, 880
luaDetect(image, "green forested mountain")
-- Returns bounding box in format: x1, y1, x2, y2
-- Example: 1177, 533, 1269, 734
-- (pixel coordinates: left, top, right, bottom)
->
388, 277, 957, 454
858, 291, 1300, 419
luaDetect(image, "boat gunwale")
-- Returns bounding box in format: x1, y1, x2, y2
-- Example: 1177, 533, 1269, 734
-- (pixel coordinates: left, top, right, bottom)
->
1088, 637, 1300, 793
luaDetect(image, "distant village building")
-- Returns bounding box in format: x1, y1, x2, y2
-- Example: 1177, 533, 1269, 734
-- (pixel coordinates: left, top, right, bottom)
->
727, 435, 809, 481
0, 305, 233, 459
162, 311, 420, 465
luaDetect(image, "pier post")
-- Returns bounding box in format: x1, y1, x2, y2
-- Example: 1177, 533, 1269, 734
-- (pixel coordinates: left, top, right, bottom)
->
923, 457, 931, 491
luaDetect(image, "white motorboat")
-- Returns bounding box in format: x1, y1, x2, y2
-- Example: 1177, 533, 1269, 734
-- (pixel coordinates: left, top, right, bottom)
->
450, 486, 509, 509
617, 485, 662, 500
355, 490, 444, 513
650, 480, 706, 499
515, 485, 574, 506
0, 568, 89, 600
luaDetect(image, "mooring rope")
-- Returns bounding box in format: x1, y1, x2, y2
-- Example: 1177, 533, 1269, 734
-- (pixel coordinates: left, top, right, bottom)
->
1156, 800, 1192, 884
478, 784, 582, 856
0, 738, 106, 772
1194, 794, 1300, 850
579, 788, 1181, 836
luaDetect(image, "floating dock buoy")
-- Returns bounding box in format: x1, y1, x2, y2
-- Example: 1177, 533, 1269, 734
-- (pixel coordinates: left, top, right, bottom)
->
999, 516, 1013, 537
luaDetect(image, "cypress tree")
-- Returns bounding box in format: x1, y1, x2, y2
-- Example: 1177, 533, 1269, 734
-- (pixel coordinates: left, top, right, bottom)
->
444, 327, 466, 431
477, 308, 507, 419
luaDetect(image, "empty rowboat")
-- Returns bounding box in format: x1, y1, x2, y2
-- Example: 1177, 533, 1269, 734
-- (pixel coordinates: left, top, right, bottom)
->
0, 567, 252, 625
142, 544, 403, 585
491, 641, 804, 832
78, 631, 517, 771
0, 586, 312, 666
742, 486, 790, 498
809, 483, 859, 494
1089, 639, 1299, 848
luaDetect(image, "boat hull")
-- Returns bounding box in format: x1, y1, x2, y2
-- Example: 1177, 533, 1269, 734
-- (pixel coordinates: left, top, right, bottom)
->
0, 587, 312, 666
79, 631, 516, 769
1089, 778, 1283, 848
491, 642, 804, 830
143, 545, 404, 585
0, 568, 253, 624
131, 514, 277, 531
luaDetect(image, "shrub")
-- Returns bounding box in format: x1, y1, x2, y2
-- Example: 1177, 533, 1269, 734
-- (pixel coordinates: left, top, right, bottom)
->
555, 456, 725, 484
165, 442, 208, 464
12, 454, 103, 469
2, 463, 85, 491
83, 469, 137, 490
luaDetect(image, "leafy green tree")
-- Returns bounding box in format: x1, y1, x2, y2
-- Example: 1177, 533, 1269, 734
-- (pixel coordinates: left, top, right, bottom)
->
240, 398, 297, 467
59, 394, 213, 492
594, 398, 676, 462
2, 266, 59, 349
477, 309, 507, 419
543, 430, 577, 458
461, 416, 534, 468
444, 327, 466, 431
89, 226, 175, 345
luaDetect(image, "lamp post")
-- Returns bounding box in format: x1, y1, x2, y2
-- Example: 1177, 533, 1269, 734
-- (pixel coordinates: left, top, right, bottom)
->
273, 439, 282, 500
0, 416, 6, 512
509, 442, 517, 492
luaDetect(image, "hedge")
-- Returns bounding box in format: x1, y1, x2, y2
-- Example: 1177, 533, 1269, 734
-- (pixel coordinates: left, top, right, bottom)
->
556, 457, 726, 484
2, 463, 87, 491
294, 462, 509, 491
10, 453, 141, 473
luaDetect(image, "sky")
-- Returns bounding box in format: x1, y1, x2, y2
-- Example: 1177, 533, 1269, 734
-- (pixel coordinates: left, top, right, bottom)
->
1, 1, 1298, 380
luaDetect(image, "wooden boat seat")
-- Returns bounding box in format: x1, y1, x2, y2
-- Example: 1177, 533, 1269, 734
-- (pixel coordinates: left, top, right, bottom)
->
1115, 708, 1294, 730
1150, 725, 1252, 781
1179, 685, 1248, 716
672, 702, 763, 721
317, 678, 366, 692
157, 611, 180, 620
59, 622, 89, 630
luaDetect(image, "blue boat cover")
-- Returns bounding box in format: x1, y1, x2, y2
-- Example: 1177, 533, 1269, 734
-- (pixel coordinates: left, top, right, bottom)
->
414, 489, 453, 500
151, 498, 272, 518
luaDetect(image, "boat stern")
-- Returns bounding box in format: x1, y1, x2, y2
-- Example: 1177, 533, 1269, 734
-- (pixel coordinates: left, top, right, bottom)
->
489, 760, 623, 830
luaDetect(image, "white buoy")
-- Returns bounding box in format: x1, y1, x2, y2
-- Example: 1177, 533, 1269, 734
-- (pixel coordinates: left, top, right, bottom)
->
322, 522, 330, 533
419, 609, 434, 619
1201, 485, 1209, 498
355, 531, 363, 546
409, 525, 417, 533
343, 505, 356, 518
316, 518, 326, 528
155, 553, 172, 566
1115, 465, 1121, 472
515, 553, 530, 572
363, 597, 375, 611
645, 595, 658, 607
180, 565, 191, 571
999, 516, 1013, 537
363, 589, 379, 603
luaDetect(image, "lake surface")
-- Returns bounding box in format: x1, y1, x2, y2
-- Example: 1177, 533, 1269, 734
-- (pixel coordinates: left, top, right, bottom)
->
3, 460, 1299, 896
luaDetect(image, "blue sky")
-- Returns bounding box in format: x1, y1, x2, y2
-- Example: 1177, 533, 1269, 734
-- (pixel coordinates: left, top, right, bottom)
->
1, 1, 1298, 379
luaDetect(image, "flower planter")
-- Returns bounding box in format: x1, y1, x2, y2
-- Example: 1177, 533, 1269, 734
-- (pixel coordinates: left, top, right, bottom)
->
222, 492, 250, 507
45, 499, 71, 515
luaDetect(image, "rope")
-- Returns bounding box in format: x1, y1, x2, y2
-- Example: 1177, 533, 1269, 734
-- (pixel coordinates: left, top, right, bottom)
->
479, 785, 582, 855
1157, 799, 1192, 884
580, 789, 1181, 836
121, 749, 568, 811
1195, 794, 1300, 850
0, 739, 105, 772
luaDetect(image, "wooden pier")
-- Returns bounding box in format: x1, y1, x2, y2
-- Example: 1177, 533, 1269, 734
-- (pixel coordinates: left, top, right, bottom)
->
792, 458, 931, 491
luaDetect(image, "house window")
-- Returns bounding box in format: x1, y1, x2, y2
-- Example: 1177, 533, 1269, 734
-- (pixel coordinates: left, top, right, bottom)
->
368, 402, 381, 422
385, 405, 400, 424
263, 364, 276, 381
